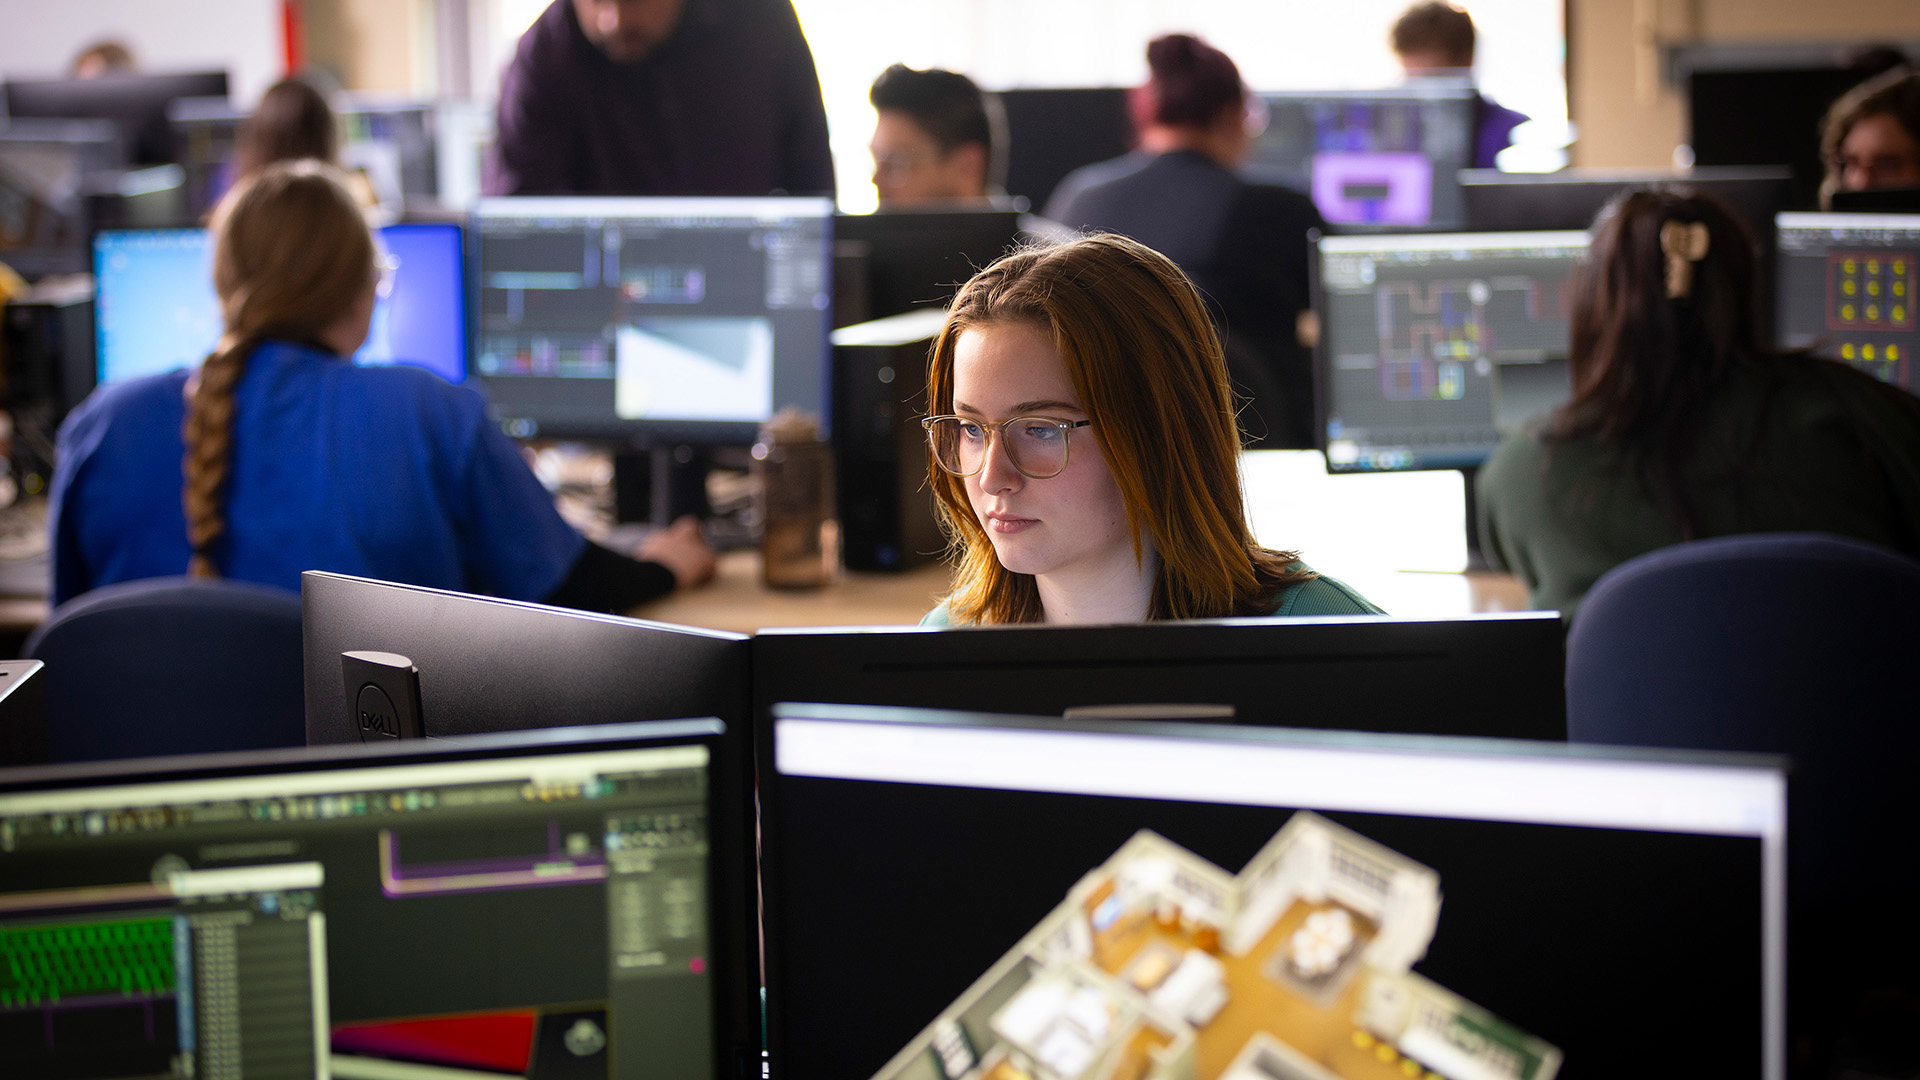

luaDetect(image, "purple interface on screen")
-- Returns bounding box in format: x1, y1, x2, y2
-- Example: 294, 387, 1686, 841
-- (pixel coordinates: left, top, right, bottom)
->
1311, 151, 1433, 226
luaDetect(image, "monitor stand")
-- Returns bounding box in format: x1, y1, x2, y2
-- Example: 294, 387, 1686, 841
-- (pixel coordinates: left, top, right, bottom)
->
613, 446, 712, 525
1459, 465, 1493, 572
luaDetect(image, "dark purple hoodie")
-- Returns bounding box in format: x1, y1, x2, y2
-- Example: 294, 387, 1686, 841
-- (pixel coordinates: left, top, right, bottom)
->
487, 0, 835, 197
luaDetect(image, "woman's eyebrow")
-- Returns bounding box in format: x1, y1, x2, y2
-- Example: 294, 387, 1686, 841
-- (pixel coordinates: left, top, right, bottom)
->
953, 399, 1085, 417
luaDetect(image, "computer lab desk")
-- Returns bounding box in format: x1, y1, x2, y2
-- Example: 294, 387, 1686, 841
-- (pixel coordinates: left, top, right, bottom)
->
629, 551, 1536, 634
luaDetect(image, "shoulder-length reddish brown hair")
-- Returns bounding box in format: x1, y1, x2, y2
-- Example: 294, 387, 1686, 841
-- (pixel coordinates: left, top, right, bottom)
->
926, 233, 1312, 624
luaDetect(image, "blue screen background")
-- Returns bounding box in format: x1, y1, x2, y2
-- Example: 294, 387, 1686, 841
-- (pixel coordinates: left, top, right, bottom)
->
94, 223, 466, 385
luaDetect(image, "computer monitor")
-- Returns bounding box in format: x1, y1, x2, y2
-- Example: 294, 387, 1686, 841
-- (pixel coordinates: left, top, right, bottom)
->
833, 206, 1024, 324
300, 570, 750, 746
170, 96, 442, 218
761, 703, 1788, 1080
0, 119, 125, 277
5, 71, 229, 165
165, 95, 243, 217
1830, 185, 1920, 213
1460, 166, 1794, 235
0, 718, 754, 1079
337, 97, 439, 209
1316, 229, 1588, 472
752, 611, 1566, 744
1775, 211, 1920, 393
1247, 84, 1478, 231
1687, 66, 1871, 211
996, 88, 1134, 214
92, 221, 469, 385
469, 196, 834, 444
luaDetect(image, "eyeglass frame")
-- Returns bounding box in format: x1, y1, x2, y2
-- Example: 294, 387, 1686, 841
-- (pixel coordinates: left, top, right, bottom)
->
921, 414, 1094, 480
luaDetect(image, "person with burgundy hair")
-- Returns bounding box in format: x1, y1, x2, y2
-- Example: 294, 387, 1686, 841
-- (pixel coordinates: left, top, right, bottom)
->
1044, 34, 1324, 450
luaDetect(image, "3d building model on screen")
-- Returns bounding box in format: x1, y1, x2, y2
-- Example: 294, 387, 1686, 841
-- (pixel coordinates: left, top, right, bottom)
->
873, 812, 1560, 1080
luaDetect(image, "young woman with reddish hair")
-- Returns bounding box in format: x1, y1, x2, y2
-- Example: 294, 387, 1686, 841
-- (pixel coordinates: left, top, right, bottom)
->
920, 233, 1379, 625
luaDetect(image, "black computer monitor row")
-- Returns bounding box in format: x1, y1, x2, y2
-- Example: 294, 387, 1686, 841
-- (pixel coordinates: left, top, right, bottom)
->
1, 570, 1788, 1078
0, 699, 1788, 1079
1317, 210, 1920, 474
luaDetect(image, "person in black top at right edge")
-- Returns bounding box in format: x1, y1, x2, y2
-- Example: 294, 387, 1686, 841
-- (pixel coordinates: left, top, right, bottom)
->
1045, 34, 1325, 449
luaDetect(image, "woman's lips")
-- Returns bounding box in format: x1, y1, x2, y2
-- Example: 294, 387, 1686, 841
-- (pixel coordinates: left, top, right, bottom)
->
984, 512, 1036, 534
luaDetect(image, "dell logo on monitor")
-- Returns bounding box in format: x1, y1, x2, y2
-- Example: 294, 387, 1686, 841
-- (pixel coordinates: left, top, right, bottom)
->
356, 685, 402, 739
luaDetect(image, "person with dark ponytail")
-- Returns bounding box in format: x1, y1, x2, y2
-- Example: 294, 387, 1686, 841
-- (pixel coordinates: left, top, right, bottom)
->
1044, 34, 1325, 450
1476, 188, 1920, 618
51, 160, 713, 609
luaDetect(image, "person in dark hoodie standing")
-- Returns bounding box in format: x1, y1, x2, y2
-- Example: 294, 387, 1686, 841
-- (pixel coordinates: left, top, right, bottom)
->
487, 0, 835, 197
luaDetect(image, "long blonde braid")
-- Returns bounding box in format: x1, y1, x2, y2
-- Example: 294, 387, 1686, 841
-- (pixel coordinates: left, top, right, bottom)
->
182, 160, 377, 577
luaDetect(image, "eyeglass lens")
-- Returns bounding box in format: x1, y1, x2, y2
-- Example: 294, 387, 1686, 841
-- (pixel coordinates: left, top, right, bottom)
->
927, 417, 1073, 479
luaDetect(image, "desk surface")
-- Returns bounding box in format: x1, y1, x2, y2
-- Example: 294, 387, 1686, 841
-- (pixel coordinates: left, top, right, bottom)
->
631, 551, 1535, 635
0, 551, 1539, 642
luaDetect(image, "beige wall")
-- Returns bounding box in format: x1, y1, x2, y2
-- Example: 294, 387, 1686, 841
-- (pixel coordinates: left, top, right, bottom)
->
304, 0, 436, 95
1570, 0, 1920, 168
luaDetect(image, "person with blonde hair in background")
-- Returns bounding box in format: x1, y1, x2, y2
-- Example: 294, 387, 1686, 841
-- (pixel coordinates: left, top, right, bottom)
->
50, 160, 711, 609
920, 234, 1380, 626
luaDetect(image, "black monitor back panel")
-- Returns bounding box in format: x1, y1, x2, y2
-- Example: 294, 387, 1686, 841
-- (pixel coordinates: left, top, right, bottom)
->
833, 208, 1024, 322
301, 571, 750, 747
5, 71, 229, 165
998, 87, 1134, 213
752, 613, 1567, 744
1460, 166, 1793, 236
1687, 66, 1872, 211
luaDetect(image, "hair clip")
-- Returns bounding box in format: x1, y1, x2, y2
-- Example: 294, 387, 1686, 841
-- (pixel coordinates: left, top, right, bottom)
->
1661, 220, 1711, 299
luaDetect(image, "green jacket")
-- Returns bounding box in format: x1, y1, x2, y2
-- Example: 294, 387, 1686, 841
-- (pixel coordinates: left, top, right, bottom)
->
1477, 358, 1920, 619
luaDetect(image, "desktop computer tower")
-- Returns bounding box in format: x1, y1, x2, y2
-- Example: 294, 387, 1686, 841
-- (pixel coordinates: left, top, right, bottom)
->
832, 311, 947, 571
2, 279, 96, 496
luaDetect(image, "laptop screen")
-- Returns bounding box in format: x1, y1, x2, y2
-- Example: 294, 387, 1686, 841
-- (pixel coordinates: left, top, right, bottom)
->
0, 720, 734, 1080
763, 705, 1786, 1080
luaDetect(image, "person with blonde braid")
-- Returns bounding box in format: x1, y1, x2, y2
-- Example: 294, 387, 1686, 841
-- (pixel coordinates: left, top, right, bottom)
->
1476, 188, 1920, 618
50, 160, 712, 608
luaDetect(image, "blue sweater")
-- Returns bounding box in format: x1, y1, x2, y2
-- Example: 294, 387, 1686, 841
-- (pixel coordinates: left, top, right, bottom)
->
50, 340, 585, 604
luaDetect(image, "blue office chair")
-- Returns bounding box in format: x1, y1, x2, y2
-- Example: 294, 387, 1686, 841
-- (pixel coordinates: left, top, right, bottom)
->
23, 576, 306, 763
1566, 532, 1920, 1070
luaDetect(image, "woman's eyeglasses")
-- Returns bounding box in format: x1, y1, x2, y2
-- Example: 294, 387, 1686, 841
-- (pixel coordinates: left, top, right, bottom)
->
922, 415, 1092, 480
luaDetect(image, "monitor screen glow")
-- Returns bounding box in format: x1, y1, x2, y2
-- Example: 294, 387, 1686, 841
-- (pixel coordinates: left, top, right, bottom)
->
469, 196, 834, 443
1317, 229, 1589, 472
92, 222, 468, 386
1775, 211, 1920, 393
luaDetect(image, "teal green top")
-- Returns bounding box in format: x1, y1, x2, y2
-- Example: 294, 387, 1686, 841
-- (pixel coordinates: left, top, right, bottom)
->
1476, 358, 1920, 620
917, 562, 1384, 626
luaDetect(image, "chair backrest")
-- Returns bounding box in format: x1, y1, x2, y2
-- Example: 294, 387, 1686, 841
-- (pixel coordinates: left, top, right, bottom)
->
1566, 532, 1920, 1041
22, 576, 306, 763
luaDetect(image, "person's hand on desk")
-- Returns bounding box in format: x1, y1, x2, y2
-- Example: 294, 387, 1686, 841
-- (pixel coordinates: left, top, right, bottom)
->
636, 516, 718, 590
